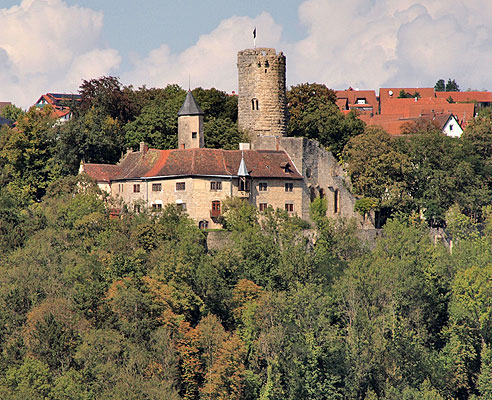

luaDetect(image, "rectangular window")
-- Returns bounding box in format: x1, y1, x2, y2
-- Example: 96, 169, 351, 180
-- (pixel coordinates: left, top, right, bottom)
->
134, 204, 141, 213
259, 203, 268, 211
259, 182, 268, 191
285, 182, 293, 192
192, 132, 197, 139
152, 183, 162, 192
133, 184, 140, 193
285, 203, 294, 212
210, 181, 222, 191
152, 203, 162, 210
176, 182, 186, 191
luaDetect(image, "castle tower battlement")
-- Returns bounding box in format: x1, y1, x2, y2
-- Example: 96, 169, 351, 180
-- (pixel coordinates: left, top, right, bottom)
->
237, 48, 287, 138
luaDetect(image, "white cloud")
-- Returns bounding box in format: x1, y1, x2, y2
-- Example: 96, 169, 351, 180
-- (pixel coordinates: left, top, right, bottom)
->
123, 0, 492, 94
289, 0, 492, 91
0, 0, 120, 108
122, 12, 282, 93
2, 0, 492, 109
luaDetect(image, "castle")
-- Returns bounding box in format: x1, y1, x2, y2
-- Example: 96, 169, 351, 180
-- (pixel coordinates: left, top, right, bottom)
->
81, 48, 374, 229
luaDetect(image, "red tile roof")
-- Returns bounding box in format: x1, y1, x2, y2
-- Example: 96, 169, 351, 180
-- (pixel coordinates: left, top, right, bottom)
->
360, 112, 459, 136
379, 87, 435, 103
380, 97, 447, 116
336, 88, 378, 114
85, 148, 303, 182
379, 97, 474, 126
82, 163, 121, 182
435, 91, 492, 103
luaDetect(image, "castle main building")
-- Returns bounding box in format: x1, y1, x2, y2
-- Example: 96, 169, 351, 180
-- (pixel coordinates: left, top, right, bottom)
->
82, 47, 373, 229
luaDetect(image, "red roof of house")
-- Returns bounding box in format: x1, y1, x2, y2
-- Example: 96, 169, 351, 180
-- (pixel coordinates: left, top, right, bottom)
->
84, 148, 303, 182
379, 87, 435, 103
336, 88, 378, 114
379, 97, 474, 125
435, 91, 492, 103
82, 163, 121, 183
359, 112, 459, 136
380, 97, 447, 116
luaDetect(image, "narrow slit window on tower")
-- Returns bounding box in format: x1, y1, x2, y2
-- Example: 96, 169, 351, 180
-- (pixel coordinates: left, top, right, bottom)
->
334, 189, 339, 213
251, 98, 259, 110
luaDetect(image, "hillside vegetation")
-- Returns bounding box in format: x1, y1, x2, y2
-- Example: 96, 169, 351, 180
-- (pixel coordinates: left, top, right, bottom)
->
1, 78, 492, 399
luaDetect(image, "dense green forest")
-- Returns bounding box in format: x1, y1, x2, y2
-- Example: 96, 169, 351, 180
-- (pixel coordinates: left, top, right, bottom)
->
1, 78, 492, 399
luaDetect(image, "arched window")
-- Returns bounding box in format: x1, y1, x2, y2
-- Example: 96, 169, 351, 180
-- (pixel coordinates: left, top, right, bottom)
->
251, 98, 259, 110
310, 187, 316, 202
199, 220, 209, 230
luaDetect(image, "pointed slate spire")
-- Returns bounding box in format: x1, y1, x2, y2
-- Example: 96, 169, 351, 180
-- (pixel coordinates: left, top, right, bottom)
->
178, 90, 204, 116
237, 151, 249, 176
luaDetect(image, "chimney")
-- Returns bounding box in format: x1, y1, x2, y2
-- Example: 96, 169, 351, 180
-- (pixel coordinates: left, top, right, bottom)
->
139, 142, 148, 154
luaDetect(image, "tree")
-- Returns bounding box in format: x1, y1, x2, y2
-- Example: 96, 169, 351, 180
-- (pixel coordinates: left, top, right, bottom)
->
287, 83, 364, 157
204, 117, 242, 150
398, 90, 421, 99
4, 357, 52, 400
124, 96, 181, 150
435, 79, 445, 92
0, 103, 24, 122
0, 105, 59, 201
338, 220, 448, 398
77, 76, 138, 123
56, 106, 126, 173
446, 79, 460, 92
200, 333, 246, 400
342, 126, 411, 212
397, 128, 489, 225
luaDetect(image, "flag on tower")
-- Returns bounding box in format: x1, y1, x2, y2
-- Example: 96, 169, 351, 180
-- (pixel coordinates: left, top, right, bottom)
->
253, 27, 256, 48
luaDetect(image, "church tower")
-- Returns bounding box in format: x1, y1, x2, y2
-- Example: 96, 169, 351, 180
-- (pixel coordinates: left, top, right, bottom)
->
237, 48, 287, 138
178, 90, 204, 149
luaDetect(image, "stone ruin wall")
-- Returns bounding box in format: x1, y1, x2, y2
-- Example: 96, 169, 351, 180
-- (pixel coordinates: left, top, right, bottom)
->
237, 48, 287, 138
252, 135, 376, 229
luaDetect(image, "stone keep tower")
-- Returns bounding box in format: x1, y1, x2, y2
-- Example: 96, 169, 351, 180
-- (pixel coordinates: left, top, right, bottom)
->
237, 48, 287, 138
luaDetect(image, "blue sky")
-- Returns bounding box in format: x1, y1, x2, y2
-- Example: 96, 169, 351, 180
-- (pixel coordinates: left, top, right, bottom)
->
2, 0, 492, 108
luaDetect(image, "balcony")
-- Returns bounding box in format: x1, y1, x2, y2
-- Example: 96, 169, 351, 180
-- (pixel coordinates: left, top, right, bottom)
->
237, 190, 250, 198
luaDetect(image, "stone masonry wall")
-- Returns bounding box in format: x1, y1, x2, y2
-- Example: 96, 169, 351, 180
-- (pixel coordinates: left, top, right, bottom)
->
178, 115, 204, 149
237, 48, 287, 138
253, 136, 375, 229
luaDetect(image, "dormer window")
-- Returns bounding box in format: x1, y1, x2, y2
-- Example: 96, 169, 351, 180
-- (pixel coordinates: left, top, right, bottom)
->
356, 98, 367, 104
281, 163, 292, 173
